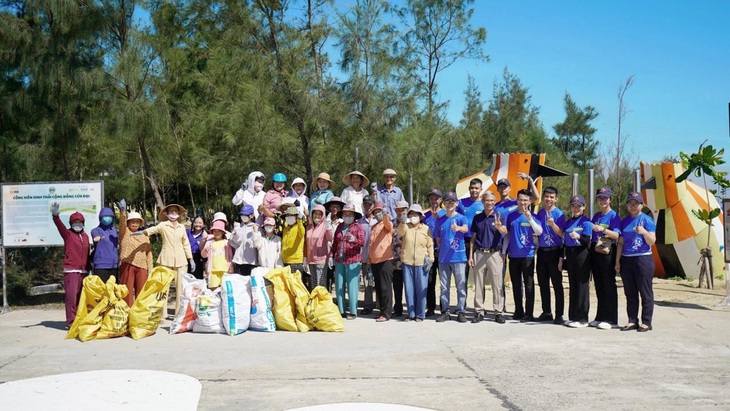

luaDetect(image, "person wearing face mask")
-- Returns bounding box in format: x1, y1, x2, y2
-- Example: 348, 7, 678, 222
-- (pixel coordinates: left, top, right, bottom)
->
423, 189, 445, 317
324, 197, 345, 296
309, 172, 335, 213
398, 204, 434, 322
135, 204, 194, 316
305, 205, 333, 290
51, 203, 92, 328
232, 171, 267, 225
90, 207, 119, 283
229, 205, 259, 276
277, 198, 308, 286
559, 195, 593, 328
288, 177, 310, 217
391, 200, 409, 317
261, 173, 289, 217
368, 201, 394, 321
118, 200, 153, 307
329, 203, 366, 319
359, 195, 376, 315
254, 218, 283, 269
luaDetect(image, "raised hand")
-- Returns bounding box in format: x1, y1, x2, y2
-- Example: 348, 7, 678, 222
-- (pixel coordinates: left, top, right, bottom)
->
118, 199, 127, 212
51, 202, 60, 216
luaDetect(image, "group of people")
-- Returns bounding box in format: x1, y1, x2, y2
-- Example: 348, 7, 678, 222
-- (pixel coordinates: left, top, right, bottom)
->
52, 167, 657, 333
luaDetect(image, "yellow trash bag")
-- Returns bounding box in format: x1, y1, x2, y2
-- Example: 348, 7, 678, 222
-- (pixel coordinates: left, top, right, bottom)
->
285, 270, 311, 332
96, 278, 130, 340
77, 297, 110, 342
265, 267, 297, 331
66, 275, 107, 339
129, 266, 174, 340
306, 286, 344, 332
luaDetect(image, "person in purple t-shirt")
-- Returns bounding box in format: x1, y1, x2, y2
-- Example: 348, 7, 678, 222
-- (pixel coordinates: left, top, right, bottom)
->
616, 192, 657, 332
496, 189, 543, 322
561, 195, 593, 328
589, 186, 622, 330
535, 186, 566, 325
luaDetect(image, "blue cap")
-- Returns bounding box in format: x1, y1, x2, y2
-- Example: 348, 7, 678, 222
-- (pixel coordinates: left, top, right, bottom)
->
626, 192, 644, 203
240, 205, 255, 215
596, 186, 612, 198
497, 178, 510, 187
428, 188, 442, 198
444, 191, 458, 202
569, 195, 586, 206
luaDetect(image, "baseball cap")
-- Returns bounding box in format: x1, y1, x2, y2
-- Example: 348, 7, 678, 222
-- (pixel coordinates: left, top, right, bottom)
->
444, 191, 458, 202
626, 192, 644, 203
569, 195, 586, 206
428, 188, 442, 198
363, 195, 375, 205
596, 186, 612, 198
497, 178, 510, 187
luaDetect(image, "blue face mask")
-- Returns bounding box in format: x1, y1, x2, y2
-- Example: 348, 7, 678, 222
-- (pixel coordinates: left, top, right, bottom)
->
101, 216, 114, 226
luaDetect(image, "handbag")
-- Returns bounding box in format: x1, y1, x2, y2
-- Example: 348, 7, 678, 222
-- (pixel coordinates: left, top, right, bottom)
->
594, 235, 613, 255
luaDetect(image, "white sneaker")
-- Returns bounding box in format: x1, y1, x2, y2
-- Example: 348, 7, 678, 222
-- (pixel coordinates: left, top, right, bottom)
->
597, 322, 612, 330
589, 320, 600, 327
568, 321, 588, 328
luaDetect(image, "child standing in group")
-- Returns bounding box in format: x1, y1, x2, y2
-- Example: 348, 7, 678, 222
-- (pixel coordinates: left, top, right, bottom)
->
254, 217, 283, 269
200, 220, 234, 289
229, 205, 259, 275
309, 172, 335, 213
261, 173, 289, 216
90, 207, 119, 283
330, 203, 366, 319
118, 199, 153, 307
288, 177, 310, 217
51, 202, 91, 328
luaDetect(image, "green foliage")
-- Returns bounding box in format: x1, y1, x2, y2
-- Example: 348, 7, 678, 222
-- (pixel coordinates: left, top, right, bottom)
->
552, 93, 599, 169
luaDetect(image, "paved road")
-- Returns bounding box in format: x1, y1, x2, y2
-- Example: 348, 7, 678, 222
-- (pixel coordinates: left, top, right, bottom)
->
1, 285, 729, 411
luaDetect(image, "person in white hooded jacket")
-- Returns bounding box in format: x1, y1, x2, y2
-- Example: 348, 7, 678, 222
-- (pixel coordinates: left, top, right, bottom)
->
288, 177, 310, 217
232, 171, 266, 225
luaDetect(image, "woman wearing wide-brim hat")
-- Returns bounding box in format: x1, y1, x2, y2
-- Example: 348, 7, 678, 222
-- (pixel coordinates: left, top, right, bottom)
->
340, 171, 370, 215
136, 203, 194, 317
329, 203, 366, 319
310, 172, 336, 213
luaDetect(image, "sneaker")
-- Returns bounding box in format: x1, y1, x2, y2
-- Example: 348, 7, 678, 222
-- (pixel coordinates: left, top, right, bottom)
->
597, 322, 612, 330
346, 314, 356, 320
589, 320, 600, 327
495, 314, 506, 324
425, 310, 435, 317
537, 313, 553, 322
471, 313, 484, 323
553, 315, 565, 325
567, 321, 588, 328
436, 312, 450, 322
404, 317, 413, 322
457, 312, 468, 323
520, 315, 536, 323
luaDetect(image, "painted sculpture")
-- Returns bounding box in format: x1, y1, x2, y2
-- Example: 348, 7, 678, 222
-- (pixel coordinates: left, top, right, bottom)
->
640, 161, 725, 278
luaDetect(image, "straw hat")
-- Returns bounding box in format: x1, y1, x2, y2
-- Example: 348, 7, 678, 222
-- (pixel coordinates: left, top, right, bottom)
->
126, 211, 145, 224
342, 170, 370, 187
341, 203, 363, 220
278, 198, 298, 213
158, 204, 187, 222
313, 172, 335, 190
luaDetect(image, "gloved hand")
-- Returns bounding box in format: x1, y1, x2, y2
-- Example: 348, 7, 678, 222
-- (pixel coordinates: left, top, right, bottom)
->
240, 181, 248, 191
328, 257, 334, 269
234, 221, 241, 229
51, 202, 60, 216
189, 259, 196, 273
118, 199, 126, 212
294, 200, 300, 207
347, 233, 356, 243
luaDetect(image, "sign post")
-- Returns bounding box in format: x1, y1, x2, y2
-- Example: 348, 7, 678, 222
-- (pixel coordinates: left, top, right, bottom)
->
1, 181, 104, 314
717, 199, 730, 307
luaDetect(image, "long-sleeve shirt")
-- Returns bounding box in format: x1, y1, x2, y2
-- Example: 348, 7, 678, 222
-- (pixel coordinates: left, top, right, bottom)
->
330, 222, 366, 264
281, 218, 306, 264
53, 216, 91, 272
368, 217, 394, 263
201, 239, 234, 274
229, 223, 259, 265
144, 221, 192, 268
305, 222, 334, 264
254, 233, 283, 269
119, 211, 153, 270
397, 222, 434, 267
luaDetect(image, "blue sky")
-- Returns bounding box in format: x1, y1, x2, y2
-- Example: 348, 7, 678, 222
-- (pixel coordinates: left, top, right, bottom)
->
437, 0, 729, 166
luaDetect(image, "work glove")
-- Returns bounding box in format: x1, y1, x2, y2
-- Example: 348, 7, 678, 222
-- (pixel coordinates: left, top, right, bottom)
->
189, 259, 196, 273
328, 257, 334, 269
51, 202, 60, 216
118, 199, 126, 212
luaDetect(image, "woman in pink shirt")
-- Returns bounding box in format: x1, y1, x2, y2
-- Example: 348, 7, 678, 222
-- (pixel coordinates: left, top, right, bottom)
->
305, 205, 333, 291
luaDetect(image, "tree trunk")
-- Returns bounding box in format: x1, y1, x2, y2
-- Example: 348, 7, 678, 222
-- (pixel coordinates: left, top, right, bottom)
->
138, 135, 164, 210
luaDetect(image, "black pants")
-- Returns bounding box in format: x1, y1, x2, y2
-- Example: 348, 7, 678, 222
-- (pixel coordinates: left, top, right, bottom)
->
393, 268, 404, 316
191, 252, 206, 280
426, 260, 439, 314
566, 246, 591, 322
372, 260, 394, 318
235, 263, 256, 276
590, 245, 618, 324
536, 248, 564, 317
508, 257, 535, 317
621, 254, 655, 326
94, 268, 117, 284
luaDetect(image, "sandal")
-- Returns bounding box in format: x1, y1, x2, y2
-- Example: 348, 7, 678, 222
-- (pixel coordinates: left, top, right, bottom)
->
620, 323, 638, 331
376, 316, 389, 322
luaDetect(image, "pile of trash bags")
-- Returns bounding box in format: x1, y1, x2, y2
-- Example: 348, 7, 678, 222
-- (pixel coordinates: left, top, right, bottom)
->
66, 266, 175, 341
170, 266, 344, 335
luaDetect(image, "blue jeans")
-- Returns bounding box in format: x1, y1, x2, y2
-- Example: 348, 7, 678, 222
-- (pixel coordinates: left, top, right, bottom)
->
335, 262, 360, 315
439, 262, 467, 314
403, 264, 428, 319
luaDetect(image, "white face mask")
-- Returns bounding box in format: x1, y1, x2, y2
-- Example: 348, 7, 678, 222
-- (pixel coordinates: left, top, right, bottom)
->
71, 223, 84, 232
313, 217, 322, 225
286, 216, 297, 225
264, 226, 275, 233
241, 216, 250, 223
343, 216, 355, 225
166, 213, 179, 222
374, 212, 383, 221
409, 216, 420, 225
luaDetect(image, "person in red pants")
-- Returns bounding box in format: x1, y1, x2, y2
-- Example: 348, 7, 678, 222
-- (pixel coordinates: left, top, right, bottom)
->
118, 199, 153, 307
51, 202, 91, 328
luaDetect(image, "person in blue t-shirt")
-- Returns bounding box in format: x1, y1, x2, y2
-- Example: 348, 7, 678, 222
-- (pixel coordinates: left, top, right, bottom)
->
616, 192, 656, 332
535, 186, 566, 324
457, 179, 485, 288
589, 186, 622, 330
423, 188, 445, 316
496, 189, 543, 322
561, 195, 593, 328
434, 191, 469, 323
